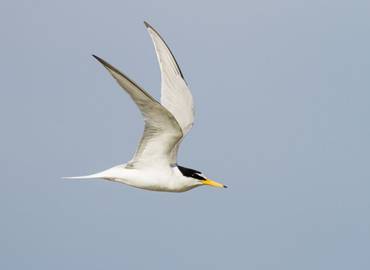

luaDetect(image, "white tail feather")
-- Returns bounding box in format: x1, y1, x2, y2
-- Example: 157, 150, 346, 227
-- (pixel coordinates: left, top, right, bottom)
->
62, 165, 125, 180
62, 172, 106, 180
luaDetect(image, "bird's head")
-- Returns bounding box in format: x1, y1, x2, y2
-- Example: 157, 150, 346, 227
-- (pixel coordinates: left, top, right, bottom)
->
177, 165, 227, 189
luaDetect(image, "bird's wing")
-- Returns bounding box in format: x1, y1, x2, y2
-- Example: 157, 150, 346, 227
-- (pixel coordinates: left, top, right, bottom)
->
144, 22, 194, 136
93, 55, 183, 168
144, 22, 195, 163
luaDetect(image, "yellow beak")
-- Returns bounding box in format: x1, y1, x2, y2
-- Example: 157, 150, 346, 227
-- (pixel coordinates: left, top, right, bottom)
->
202, 179, 227, 188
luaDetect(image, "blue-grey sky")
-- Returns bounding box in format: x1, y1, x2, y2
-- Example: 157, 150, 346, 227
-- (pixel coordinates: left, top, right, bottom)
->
1, 0, 370, 269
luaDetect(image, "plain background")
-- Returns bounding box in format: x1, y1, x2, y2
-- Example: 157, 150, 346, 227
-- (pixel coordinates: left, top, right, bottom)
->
1, 0, 369, 269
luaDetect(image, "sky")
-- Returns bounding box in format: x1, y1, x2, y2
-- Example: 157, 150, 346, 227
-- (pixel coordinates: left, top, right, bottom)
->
1, 0, 370, 269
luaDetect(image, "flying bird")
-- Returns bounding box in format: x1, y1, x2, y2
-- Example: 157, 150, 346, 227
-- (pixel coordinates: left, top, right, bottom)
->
65, 22, 226, 192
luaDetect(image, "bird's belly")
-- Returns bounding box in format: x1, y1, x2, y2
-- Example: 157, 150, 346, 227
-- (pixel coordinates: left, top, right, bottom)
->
113, 177, 194, 192
110, 172, 187, 192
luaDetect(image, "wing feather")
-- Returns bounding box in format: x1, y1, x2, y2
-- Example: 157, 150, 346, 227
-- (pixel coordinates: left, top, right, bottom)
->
144, 22, 195, 163
93, 55, 183, 168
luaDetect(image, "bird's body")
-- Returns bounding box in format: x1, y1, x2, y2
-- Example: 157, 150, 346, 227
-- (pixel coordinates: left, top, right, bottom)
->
64, 22, 226, 192
69, 164, 201, 192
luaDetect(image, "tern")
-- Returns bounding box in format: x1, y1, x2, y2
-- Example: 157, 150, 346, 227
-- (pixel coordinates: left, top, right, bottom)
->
65, 22, 226, 192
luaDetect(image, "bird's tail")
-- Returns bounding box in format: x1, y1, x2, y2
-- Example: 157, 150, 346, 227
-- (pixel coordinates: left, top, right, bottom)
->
62, 171, 106, 180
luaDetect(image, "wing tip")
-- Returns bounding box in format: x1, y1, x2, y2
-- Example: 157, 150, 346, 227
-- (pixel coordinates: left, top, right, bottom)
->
91, 54, 112, 71
144, 21, 151, 29
143, 21, 186, 81
92, 54, 103, 63
143, 21, 158, 35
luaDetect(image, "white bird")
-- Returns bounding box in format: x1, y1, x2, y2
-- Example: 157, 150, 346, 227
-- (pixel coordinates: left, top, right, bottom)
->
64, 22, 226, 192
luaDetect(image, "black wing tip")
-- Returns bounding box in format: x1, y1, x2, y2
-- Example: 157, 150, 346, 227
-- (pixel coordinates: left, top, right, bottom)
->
144, 21, 151, 28
144, 21, 157, 31
144, 21, 159, 34
91, 54, 116, 73
92, 54, 108, 67
92, 54, 102, 62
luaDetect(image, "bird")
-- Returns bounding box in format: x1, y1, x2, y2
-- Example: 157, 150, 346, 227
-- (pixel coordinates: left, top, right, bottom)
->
64, 22, 226, 192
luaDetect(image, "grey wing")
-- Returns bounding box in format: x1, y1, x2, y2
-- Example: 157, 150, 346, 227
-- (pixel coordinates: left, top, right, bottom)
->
144, 22, 195, 163
93, 55, 183, 168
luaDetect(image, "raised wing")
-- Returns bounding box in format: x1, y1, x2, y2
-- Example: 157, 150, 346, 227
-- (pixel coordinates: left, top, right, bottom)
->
93, 55, 183, 168
144, 22, 195, 136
